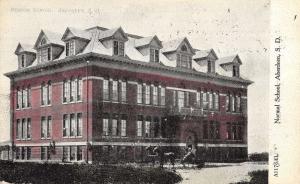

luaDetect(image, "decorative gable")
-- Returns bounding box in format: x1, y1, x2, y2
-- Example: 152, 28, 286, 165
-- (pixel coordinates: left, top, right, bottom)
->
61, 27, 90, 56
99, 27, 128, 57
34, 30, 64, 63
162, 37, 195, 69
217, 55, 242, 77
14, 43, 36, 69
194, 49, 218, 73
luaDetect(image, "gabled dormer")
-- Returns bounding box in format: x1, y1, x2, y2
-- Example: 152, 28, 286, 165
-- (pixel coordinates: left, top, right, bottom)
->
14, 43, 36, 69
61, 27, 90, 57
217, 55, 242, 77
135, 35, 162, 63
34, 30, 64, 64
98, 27, 128, 57
161, 37, 195, 69
193, 49, 218, 73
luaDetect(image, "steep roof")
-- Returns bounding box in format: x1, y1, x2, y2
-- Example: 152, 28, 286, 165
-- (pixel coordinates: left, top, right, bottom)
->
217, 55, 242, 65
193, 49, 218, 60
15, 43, 35, 54
34, 30, 64, 49
161, 37, 195, 54
134, 35, 162, 48
61, 27, 91, 41
98, 27, 128, 41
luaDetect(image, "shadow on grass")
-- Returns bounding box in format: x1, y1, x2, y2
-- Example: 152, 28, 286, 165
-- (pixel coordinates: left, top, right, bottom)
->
0, 160, 182, 184
233, 170, 268, 184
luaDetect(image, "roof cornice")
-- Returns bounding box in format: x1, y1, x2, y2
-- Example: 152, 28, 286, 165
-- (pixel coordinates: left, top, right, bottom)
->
4, 52, 253, 86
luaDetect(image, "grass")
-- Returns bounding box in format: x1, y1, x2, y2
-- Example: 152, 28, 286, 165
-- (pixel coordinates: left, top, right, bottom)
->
0, 160, 182, 184
234, 170, 268, 184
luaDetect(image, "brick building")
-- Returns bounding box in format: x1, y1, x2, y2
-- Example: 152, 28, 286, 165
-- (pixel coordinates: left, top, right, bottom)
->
4, 26, 252, 163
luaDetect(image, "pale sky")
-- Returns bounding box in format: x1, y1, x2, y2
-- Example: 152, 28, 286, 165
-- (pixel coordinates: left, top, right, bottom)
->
0, 0, 270, 153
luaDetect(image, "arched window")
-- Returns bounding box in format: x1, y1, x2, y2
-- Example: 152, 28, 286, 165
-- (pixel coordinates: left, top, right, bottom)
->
181, 45, 187, 52
41, 38, 47, 46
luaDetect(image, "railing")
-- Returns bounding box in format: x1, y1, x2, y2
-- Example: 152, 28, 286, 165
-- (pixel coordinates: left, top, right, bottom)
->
168, 107, 207, 117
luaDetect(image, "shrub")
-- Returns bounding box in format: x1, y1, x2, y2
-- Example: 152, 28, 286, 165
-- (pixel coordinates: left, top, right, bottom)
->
0, 160, 182, 184
248, 152, 268, 162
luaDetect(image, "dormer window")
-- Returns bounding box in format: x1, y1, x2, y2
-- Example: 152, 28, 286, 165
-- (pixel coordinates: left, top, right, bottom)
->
40, 38, 47, 46
38, 47, 51, 63
150, 48, 159, 63
21, 55, 25, 68
176, 54, 192, 69
233, 65, 240, 77
181, 45, 187, 52
66, 40, 75, 56
207, 60, 212, 73
113, 40, 124, 56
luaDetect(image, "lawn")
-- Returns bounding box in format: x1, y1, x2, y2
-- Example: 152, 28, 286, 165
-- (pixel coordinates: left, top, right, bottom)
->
0, 160, 182, 184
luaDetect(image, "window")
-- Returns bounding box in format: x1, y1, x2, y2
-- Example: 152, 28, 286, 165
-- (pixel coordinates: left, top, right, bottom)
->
145, 85, 150, 105
77, 78, 82, 101
150, 49, 159, 63
207, 60, 212, 73
27, 86, 31, 107
63, 114, 69, 137
21, 55, 25, 67
41, 117, 47, 138
145, 117, 151, 137
226, 94, 230, 112
160, 87, 165, 106
47, 81, 52, 105
21, 147, 25, 160
137, 83, 142, 104
16, 118, 31, 140
17, 88, 21, 109
16, 119, 21, 139
233, 65, 239, 77
22, 88, 27, 108
121, 115, 127, 137
77, 113, 82, 136
27, 147, 31, 160
177, 91, 184, 109
152, 86, 158, 105
236, 95, 241, 112
47, 47, 51, 61
27, 118, 31, 139
226, 123, 232, 140
112, 80, 118, 101
214, 92, 219, 110
70, 146, 76, 161
41, 81, 51, 105
70, 114, 76, 137
181, 45, 187, 52
102, 115, 109, 136
184, 92, 189, 107
113, 41, 125, 56
77, 146, 83, 161
202, 91, 208, 110
63, 80, 69, 102
66, 40, 75, 56
103, 79, 109, 100
41, 116, 51, 139
181, 55, 188, 68
121, 81, 127, 102
208, 92, 213, 110
22, 119, 26, 139
137, 115, 143, 137
63, 113, 82, 137
70, 78, 76, 102
63, 146, 70, 162
41, 146, 47, 160
196, 92, 201, 107
231, 94, 235, 112
112, 117, 118, 136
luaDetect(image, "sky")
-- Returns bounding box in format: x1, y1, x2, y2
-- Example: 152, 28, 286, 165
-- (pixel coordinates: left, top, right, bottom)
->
0, 0, 270, 153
